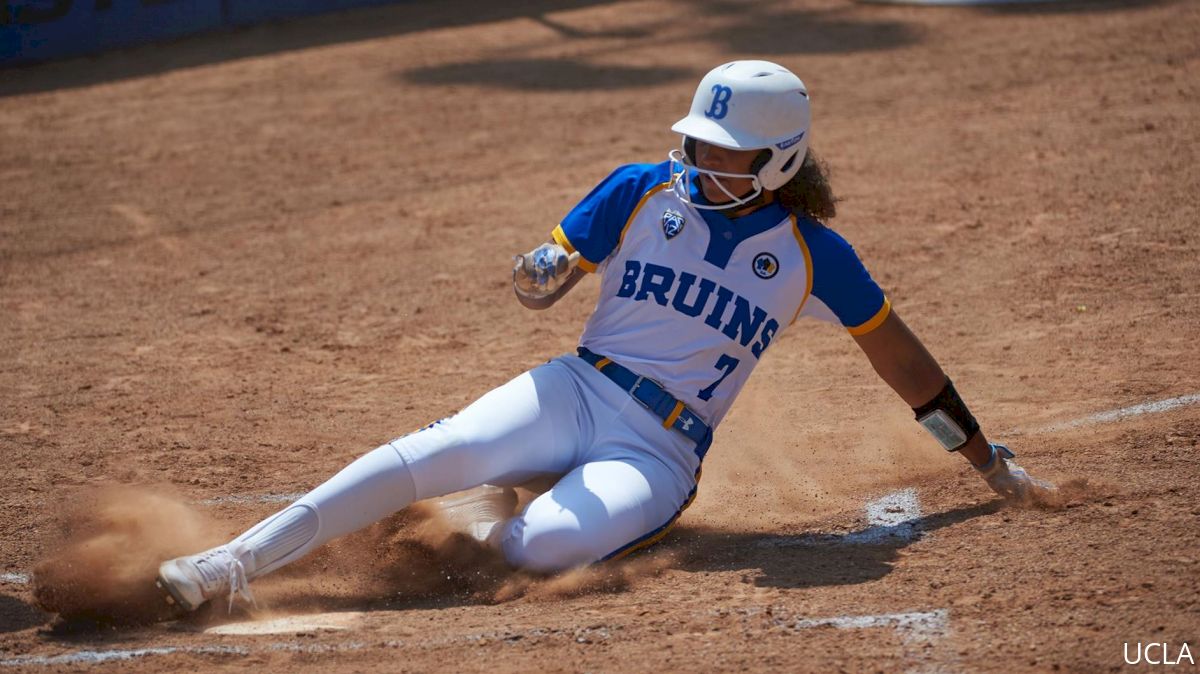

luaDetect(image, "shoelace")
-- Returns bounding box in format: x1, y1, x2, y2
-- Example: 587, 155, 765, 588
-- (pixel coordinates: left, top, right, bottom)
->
226, 557, 257, 613
192, 548, 258, 613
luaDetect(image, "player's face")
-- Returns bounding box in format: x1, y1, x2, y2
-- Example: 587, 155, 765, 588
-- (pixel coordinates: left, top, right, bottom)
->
694, 140, 761, 204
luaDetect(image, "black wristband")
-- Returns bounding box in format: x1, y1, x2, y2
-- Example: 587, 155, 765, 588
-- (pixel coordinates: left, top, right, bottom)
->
912, 380, 980, 452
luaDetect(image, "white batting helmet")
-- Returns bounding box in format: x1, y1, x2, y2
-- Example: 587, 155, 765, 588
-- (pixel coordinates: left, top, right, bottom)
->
670, 61, 811, 207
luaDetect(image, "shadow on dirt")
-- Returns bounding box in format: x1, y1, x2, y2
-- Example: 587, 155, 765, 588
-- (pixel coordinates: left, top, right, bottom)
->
666, 500, 1003, 589
0, 0, 629, 98
0, 594, 50, 634
398, 1, 922, 91
686, 0, 920, 55
401, 59, 692, 92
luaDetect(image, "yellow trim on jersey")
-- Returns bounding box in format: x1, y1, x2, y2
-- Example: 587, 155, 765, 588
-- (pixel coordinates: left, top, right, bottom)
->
551, 224, 597, 273
550, 182, 671, 275
593, 357, 612, 371
788, 215, 815, 325
617, 182, 671, 253
846, 297, 892, 336
663, 400, 686, 429
551, 224, 576, 253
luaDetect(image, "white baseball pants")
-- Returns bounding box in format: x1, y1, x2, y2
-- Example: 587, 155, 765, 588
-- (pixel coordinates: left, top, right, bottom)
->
233, 355, 704, 576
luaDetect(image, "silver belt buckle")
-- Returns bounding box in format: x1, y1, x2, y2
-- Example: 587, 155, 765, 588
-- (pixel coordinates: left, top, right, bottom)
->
628, 375, 663, 410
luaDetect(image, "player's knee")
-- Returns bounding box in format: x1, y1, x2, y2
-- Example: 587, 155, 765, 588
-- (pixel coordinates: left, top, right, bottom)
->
498, 513, 601, 573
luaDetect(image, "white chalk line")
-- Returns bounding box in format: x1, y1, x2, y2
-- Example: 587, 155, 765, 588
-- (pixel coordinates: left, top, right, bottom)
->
195, 492, 306, 506
0, 646, 247, 667
0, 640, 403, 667
1, 573, 30, 585
783, 607, 955, 674
757, 487, 923, 548
1029, 392, 1200, 433
849, 488, 922, 544
792, 608, 950, 644
719, 604, 953, 671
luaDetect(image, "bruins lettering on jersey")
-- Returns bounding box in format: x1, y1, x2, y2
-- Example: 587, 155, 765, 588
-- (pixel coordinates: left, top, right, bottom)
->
616, 260, 779, 360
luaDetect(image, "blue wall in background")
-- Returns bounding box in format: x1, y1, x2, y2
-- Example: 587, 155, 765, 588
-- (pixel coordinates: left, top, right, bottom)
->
0, 0, 400, 66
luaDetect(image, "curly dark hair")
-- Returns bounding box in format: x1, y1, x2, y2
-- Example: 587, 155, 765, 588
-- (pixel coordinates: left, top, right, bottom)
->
775, 150, 837, 222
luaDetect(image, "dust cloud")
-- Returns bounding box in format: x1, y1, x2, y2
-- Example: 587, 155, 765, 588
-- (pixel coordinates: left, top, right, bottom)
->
259, 500, 673, 614
32, 488, 674, 627
32, 485, 226, 625
1022, 477, 1117, 510
691, 375, 957, 532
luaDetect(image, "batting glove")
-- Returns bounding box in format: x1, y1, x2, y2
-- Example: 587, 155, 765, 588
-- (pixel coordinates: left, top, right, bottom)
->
975, 443, 1056, 503
513, 243, 577, 298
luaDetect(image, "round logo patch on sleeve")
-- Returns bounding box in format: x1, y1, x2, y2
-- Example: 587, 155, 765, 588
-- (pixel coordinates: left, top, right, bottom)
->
752, 252, 779, 279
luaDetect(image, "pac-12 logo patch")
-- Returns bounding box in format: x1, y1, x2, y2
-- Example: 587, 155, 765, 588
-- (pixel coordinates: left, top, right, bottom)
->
662, 209, 686, 239
752, 252, 779, 279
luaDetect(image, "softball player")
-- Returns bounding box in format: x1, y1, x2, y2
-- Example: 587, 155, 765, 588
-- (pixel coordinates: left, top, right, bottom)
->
157, 60, 1054, 613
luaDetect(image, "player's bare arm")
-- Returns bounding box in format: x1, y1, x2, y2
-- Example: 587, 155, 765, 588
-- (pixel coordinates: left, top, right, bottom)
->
853, 310, 1053, 501
852, 311, 991, 465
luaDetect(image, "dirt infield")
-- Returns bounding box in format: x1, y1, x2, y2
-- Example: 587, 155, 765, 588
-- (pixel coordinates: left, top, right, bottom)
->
2, 0, 1198, 671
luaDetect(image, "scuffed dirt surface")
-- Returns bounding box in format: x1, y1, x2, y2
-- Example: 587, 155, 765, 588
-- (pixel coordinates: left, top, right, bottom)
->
1, 0, 1198, 671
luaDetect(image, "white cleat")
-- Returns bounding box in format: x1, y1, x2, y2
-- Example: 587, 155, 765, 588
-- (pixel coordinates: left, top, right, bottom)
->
434, 484, 518, 546
156, 544, 256, 613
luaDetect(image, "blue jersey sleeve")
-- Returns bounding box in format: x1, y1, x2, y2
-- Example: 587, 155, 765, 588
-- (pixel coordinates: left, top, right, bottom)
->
800, 219, 891, 335
553, 162, 673, 272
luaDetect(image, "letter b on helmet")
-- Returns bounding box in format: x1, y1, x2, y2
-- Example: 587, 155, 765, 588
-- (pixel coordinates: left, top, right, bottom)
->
704, 85, 733, 120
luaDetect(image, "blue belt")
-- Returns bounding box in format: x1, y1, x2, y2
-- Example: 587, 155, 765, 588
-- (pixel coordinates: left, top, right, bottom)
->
577, 347, 712, 456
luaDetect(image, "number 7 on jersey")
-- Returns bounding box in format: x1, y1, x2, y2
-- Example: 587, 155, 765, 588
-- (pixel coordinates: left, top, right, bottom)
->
697, 354, 740, 401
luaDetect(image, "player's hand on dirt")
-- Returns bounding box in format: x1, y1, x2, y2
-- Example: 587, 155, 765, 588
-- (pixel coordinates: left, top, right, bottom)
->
513, 243, 579, 297
975, 442, 1056, 504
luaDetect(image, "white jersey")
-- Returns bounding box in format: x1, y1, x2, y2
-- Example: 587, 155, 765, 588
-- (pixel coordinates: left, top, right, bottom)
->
553, 161, 890, 428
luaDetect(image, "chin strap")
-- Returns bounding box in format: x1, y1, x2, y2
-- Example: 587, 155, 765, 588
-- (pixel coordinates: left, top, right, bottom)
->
717, 186, 772, 213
